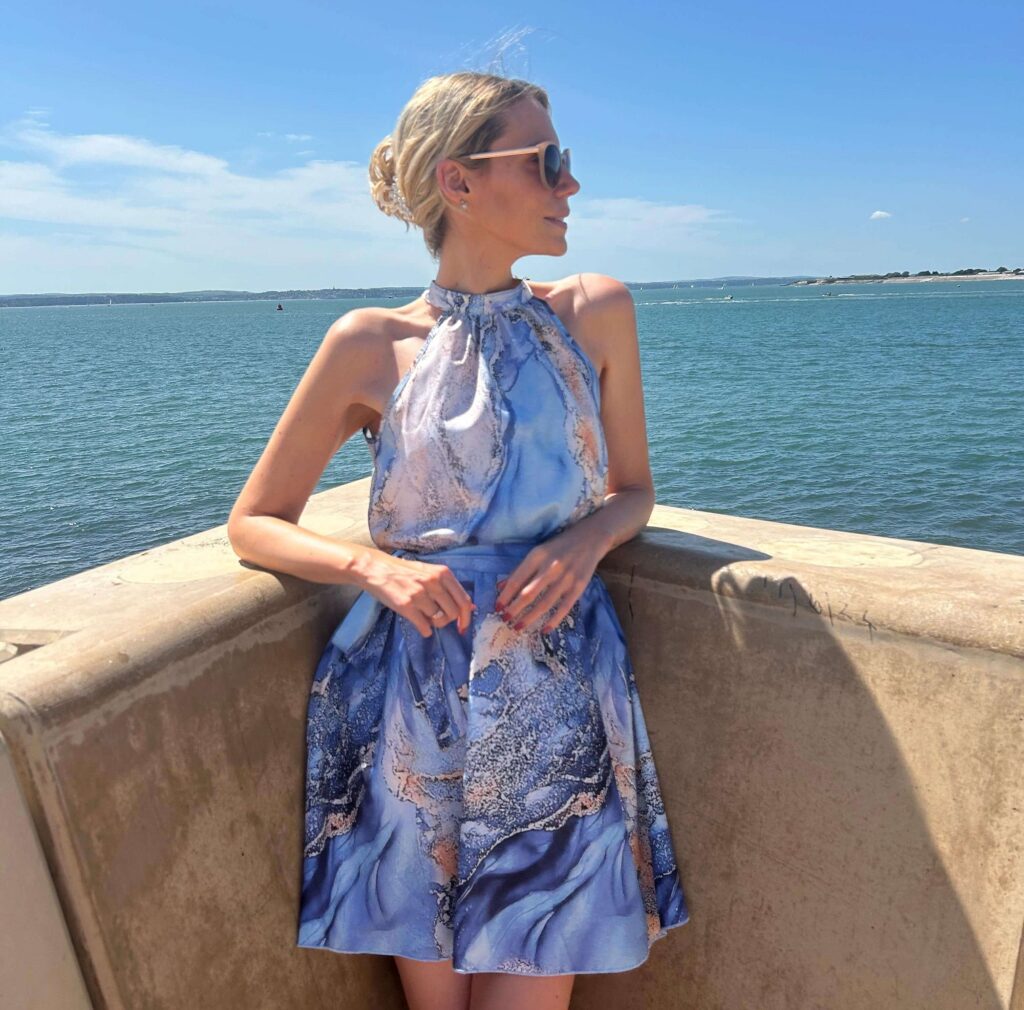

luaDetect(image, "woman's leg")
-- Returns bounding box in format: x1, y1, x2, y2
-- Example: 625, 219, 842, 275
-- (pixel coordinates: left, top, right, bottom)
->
469, 971, 576, 1010
394, 955, 472, 1010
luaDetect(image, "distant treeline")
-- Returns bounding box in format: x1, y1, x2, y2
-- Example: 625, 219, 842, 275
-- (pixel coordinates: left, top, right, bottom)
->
625, 277, 808, 289
0, 287, 424, 308
800, 266, 1022, 284
0, 276, 811, 308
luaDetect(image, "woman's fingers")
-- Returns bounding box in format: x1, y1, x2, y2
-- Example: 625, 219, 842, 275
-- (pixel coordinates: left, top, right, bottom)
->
497, 570, 571, 632
439, 566, 476, 632
523, 582, 573, 633
496, 546, 592, 634
394, 547, 592, 640
539, 595, 574, 634
410, 562, 476, 637
494, 548, 549, 617
369, 556, 477, 638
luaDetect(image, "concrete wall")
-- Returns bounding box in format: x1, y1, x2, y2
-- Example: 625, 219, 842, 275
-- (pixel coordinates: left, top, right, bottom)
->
1, 477, 1022, 1010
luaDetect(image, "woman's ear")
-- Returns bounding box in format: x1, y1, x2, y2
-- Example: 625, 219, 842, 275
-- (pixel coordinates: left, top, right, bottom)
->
436, 158, 470, 208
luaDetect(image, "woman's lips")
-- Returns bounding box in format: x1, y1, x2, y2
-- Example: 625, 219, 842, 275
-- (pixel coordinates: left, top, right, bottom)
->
545, 217, 568, 228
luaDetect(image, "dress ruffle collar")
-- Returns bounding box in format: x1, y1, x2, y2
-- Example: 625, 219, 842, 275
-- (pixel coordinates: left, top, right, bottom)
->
424, 278, 533, 315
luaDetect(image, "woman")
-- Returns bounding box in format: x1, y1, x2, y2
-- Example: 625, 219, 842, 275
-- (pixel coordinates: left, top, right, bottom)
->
227, 71, 689, 1010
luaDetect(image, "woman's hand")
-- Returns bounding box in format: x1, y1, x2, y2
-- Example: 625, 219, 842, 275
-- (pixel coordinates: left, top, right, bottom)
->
358, 552, 476, 639
493, 526, 605, 635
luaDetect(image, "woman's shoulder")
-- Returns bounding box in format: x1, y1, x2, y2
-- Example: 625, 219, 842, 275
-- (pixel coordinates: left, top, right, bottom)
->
530, 274, 635, 379
325, 297, 430, 347
321, 299, 446, 423
530, 272, 633, 318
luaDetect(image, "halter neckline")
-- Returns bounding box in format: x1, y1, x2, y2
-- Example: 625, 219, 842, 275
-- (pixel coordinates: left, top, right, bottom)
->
424, 278, 533, 314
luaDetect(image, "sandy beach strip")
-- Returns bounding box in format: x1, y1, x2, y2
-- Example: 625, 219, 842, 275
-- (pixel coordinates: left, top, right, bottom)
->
796, 272, 1024, 286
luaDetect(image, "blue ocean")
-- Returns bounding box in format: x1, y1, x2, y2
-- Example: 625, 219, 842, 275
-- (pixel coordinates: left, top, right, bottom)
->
2, 279, 1021, 600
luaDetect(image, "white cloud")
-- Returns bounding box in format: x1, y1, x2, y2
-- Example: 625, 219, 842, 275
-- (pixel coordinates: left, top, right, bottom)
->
869, 210, 892, 220
579, 197, 729, 229
0, 117, 376, 237
0, 159, 188, 231
256, 130, 314, 143
10, 121, 227, 176
0, 117, 731, 291
565, 197, 736, 249
960, 216, 970, 223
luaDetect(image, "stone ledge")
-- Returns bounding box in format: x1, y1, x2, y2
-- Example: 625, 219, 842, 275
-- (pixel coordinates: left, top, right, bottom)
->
3, 483, 1021, 678
0, 481, 1021, 1009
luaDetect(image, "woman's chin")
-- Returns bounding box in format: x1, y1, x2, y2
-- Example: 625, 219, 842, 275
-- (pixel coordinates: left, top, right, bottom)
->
521, 231, 568, 257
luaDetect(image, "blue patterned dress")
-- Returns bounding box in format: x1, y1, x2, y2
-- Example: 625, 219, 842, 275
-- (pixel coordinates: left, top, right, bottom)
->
297, 278, 689, 975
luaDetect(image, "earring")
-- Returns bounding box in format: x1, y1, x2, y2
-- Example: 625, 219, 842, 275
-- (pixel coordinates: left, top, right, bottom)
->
459, 199, 468, 211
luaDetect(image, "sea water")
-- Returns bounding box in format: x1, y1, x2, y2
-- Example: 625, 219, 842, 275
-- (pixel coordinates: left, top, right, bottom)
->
1, 279, 1021, 599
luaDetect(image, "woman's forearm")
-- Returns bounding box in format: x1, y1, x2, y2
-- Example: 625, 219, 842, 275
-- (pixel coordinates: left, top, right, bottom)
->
227, 514, 384, 588
229, 487, 653, 589
571, 486, 657, 560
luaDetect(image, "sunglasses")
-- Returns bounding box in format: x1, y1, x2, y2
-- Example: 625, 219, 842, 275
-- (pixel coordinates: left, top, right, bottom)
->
464, 141, 572, 190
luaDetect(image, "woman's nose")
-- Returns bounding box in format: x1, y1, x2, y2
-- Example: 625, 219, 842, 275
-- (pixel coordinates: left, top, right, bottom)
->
557, 169, 580, 196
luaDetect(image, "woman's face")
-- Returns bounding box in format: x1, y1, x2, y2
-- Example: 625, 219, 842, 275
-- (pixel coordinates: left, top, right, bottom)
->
442, 96, 580, 258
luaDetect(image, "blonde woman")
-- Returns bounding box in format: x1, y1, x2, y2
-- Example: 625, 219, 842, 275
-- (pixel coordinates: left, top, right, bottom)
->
228, 70, 689, 1010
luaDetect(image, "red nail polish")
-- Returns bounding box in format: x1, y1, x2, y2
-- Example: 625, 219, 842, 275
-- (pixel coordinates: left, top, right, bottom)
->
513, 621, 523, 631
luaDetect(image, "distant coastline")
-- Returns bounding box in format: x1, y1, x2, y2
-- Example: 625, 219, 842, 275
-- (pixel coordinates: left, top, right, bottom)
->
0, 286, 428, 309
792, 268, 1023, 286
0, 275, 810, 309
3, 270, 1022, 308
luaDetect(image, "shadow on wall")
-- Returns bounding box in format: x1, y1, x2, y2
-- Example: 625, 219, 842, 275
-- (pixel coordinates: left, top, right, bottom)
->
574, 525, 1016, 1010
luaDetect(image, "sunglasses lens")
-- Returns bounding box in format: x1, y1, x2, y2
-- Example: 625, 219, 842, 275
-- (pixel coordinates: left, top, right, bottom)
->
543, 144, 563, 188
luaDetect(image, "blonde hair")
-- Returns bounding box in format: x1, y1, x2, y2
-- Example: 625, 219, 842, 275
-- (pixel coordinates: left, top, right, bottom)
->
369, 71, 550, 259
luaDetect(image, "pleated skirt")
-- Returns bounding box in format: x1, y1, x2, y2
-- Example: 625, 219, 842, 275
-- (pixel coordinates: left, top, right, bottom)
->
296, 540, 689, 975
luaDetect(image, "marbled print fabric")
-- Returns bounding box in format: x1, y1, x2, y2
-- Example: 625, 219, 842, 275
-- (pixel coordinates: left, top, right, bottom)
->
297, 279, 689, 975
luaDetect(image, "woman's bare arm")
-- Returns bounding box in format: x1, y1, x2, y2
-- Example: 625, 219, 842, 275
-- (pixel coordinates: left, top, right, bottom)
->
226, 309, 386, 586
568, 273, 657, 558
226, 310, 475, 637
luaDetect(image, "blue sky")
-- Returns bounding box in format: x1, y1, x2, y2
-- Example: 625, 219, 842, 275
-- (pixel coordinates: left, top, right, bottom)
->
2, 0, 1021, 293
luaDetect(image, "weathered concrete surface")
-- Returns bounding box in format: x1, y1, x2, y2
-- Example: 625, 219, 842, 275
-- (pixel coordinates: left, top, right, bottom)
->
1, 479, 1022, 1009
0, 731, 94, 1010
